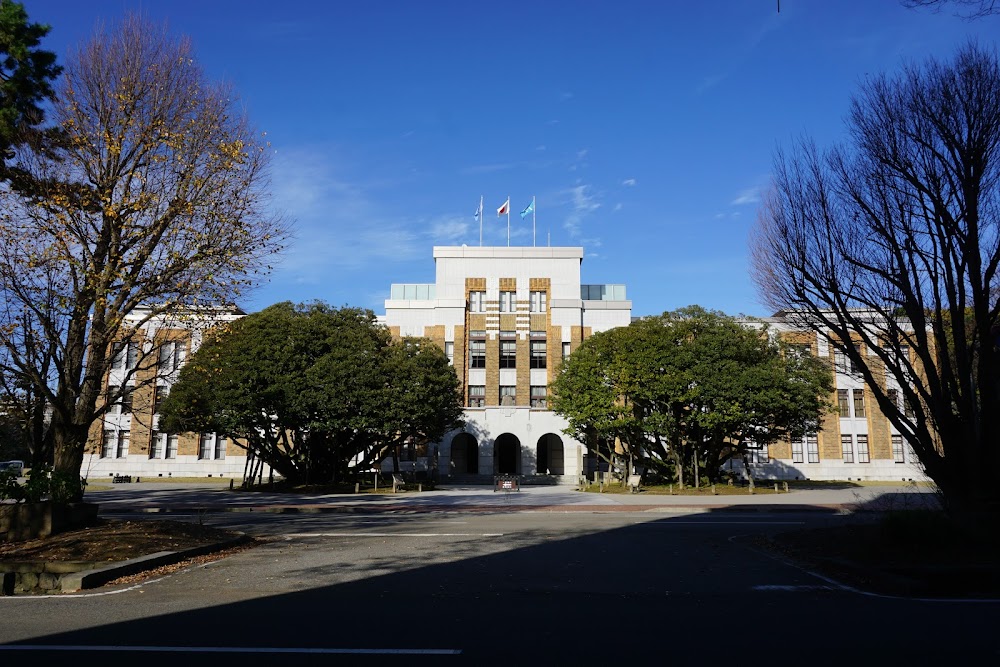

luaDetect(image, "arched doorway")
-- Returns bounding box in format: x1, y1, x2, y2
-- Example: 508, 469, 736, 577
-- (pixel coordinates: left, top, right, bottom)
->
494, 433, 521, 475
536, 433, 564, 475
450, 433, 479, 475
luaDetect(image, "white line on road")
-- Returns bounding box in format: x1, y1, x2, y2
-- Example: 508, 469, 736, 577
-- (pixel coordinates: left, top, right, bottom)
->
752, 585, 837, 592
0, 645, 461, 655
282, 532, 504, 537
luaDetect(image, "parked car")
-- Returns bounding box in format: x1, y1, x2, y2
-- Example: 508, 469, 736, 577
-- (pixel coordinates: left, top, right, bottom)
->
0, 460, 24, 475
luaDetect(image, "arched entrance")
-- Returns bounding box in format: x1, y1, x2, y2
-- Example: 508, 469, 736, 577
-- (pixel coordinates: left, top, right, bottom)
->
494, 433, 521, 475
536, 433, 564, 475
450, 433, 479, 475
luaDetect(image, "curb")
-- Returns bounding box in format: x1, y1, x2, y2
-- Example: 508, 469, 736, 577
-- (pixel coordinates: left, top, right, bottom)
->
60, 534, 252, 593
98, 503, 853, 515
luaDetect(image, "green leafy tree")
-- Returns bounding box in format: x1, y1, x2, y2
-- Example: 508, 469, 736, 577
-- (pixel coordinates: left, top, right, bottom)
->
551, 306, 833, 485
159, 302, 464, 485
0, 15, 287, 499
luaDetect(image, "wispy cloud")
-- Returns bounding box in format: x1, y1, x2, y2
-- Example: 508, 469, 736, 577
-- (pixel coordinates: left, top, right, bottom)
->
563, 184, 601, 238
731, 186, 762, 206
613, 202, 623, 212
622, 178, 636, 187
429, 216, 470, 244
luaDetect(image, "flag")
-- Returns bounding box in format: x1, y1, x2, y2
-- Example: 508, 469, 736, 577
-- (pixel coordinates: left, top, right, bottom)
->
497, 198, 509, 217
520, 197, 535, 219
474, 199, 482, 222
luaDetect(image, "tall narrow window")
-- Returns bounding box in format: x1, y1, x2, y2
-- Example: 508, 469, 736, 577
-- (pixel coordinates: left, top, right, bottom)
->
199, 433, 213, 460
107, 385, 121, 415
530, 340, 547, 369
791, 437, 804, 464
166, 434, 178, 459
469, 334, 486, 369
444, 342, 454, 366
856, 434, 870, 463
101, 430, 115, 458
887, 388, 899, 411
529, 290, 547, 313
530, 386, 547, 408
562, 342, 571, 361
468, 291, 486, 313
499, 290, 515, 313
116, 430, 130, 458
853, 389, 865, 418
806, 435, 819, 463
159, 341, 186, 374
838, 389, 850, 417
120, 385, 133, 414
892, 435, 905, 463
841, 435, 854, 463
499, 334, 516, 369
149, 431, 162, 459
112, 341, 139, 372
215, 437, 227, 460
468, 385, 485, 408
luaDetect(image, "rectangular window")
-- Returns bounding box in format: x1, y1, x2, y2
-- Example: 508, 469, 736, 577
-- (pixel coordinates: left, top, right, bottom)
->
215, 436, 227, 460
149, 431, 162, 459
468, 385, 485, 408
444, 341, 454, 366
199, 433, 213, 460
120, 385, 133, 414
562, 342, 571, 361
112, 341, 139, 372
468, 291, 486, 313
841, 435, 854, 463
904, 395, 915, 419
852, 389, 865, 418
892, 435, 905, 463
153, 384, 168, 414
166, 434, 178, 459
530, 385, 547, 408
499, 339, 517, 369
748, 444, 769, 464
116, 430, 130, 458
101, 430, 114, 458
159, 340, 186, 374
887, 388, 899, 411
529, 290, 547, 313
107, 385, 121, 415
856, 434, 870, 463
500, 385, 516, 405
838, 389, 850, 417
530, 340, 547, 369
499, 290, 515, 313
791, 437, 804, 464
469, 337, 486, 369
806, 435, 820, 463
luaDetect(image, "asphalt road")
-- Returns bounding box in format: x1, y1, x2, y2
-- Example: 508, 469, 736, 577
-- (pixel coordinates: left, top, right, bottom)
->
1, 509, 996, 665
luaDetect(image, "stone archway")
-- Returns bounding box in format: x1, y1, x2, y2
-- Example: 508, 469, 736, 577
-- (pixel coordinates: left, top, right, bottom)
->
494, 433, 521, 475
450, 433, 479, 475
536, 433, 564, 475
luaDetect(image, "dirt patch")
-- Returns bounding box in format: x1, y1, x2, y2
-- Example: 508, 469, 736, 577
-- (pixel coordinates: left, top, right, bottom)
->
0, 519, 244, 563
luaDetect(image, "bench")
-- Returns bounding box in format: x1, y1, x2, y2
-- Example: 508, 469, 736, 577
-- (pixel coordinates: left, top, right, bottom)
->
112, 475, 132, 484
391, 474, 407, 493
627, 474, 642, 494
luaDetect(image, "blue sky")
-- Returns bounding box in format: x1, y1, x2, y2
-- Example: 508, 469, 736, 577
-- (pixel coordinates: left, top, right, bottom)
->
31, 1, 998, 317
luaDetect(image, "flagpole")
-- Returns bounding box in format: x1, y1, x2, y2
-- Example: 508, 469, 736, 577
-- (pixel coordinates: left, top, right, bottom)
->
479, 195, 483, 246
507, 195, 511, 247
532, 196, 536, 247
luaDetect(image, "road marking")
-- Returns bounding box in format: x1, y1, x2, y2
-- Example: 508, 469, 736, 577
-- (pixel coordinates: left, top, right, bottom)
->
635, 521, 805, 525
752, 585, 837, 592
0, 645, 461, 655
282, 532, 504, 537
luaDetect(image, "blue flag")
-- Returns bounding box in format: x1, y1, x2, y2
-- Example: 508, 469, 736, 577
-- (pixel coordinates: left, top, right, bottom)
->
520, 197, 535, 219
474, 200, 482, 222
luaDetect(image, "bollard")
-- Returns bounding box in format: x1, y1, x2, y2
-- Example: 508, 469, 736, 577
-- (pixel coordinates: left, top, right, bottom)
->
418, 483, 422, 493
355, 482, 360, 494
774, 482, 779, 493
669, 484, 674, 495
712, 484, 717, 495
229, 479, 234, 491
783, 481, 789, 493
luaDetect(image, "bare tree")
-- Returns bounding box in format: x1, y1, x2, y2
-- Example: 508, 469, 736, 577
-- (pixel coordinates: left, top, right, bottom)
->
751, 43, 1000, 518
0, 15, 288, 497
901, 0, 1000, 19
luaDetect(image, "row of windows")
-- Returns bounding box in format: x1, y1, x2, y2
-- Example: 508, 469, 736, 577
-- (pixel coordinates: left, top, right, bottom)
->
101, 430, 226, 460
106, 383, 172, 416
467, 335, 571, 369
110, 341, 187, 373
468, 290, 547, 313
467, 385, 547, 408
790, 433, 909, 464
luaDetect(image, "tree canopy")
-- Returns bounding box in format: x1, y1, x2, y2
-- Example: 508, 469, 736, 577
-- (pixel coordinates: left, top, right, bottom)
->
550, 306, 833, 485
0, 14, 287, 497
158, 302, 464, 485
751, 42, 1000, 517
